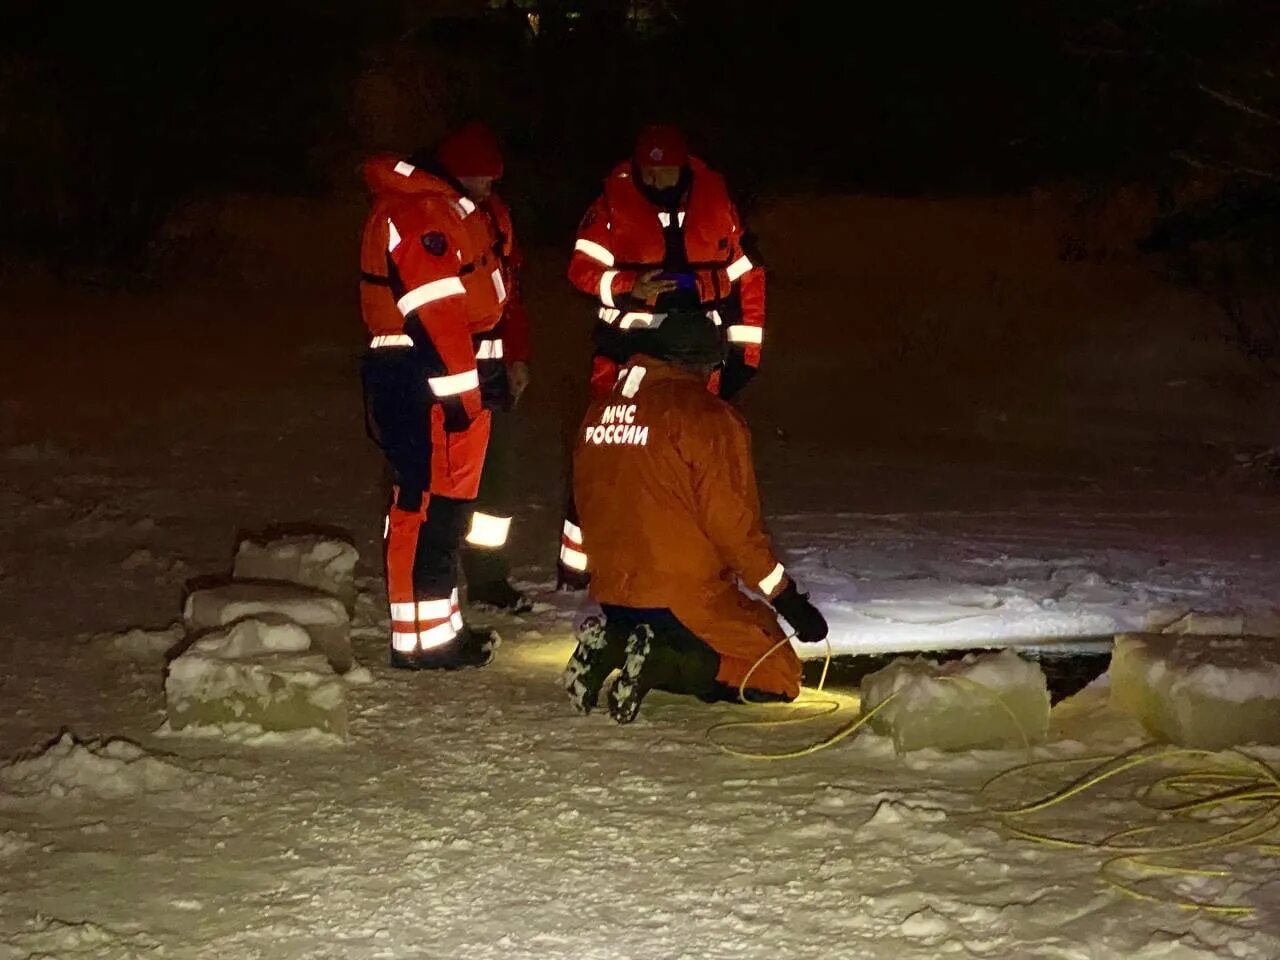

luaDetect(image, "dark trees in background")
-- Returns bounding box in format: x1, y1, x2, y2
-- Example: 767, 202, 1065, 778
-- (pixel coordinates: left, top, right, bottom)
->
0, 0, 1275, 286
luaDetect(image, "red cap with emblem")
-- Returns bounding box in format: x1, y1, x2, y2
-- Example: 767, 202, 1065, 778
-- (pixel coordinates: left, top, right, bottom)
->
634, 124, 688, 169
437, 121, 504, 179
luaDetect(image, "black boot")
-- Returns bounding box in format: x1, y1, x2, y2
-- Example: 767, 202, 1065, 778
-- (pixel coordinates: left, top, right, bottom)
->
388, 627, 500, 671
604, 616, 722, 722
555, 562, 591, 593
453, 626, 500, 668
467, 578, 533, 613
563, 616, 627, 714
606, 625, 656, 724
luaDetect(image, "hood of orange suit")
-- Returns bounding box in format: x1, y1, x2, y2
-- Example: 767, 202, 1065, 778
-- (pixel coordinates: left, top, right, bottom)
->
362, 155, 457, 201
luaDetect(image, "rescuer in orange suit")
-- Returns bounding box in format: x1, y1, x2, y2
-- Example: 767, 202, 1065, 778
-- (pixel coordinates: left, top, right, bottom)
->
421, 122, 534, 614
563, 310, 827, 723
359, 140, 514, 669
557, 125, 767, 590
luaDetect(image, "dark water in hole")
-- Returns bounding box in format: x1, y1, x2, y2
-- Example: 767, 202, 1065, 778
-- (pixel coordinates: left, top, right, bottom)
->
803, 648, 1113, 705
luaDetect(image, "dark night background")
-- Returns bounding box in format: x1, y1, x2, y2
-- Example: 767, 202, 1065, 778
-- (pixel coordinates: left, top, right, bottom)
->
3, 1, 1278, 264
1, 0, 1278, 471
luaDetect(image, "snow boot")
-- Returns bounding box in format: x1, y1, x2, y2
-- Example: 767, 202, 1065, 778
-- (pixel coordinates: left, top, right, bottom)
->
606, 625, 656, 724
452, 626, 500, 668
604, 620, 722, 722
467, 577, 533, 614
388, 627, 500, 671
555, 562, 591, 593
563, 615, 627, 714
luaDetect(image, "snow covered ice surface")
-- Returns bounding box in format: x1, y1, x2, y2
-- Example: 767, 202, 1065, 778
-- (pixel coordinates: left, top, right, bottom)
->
0, 733, 195, 801
4, 464, 1280, 956
92, 623, 184, 661
860, 650, 1050, 752
775, 502, 1280, 657
5, 227, 1280, 958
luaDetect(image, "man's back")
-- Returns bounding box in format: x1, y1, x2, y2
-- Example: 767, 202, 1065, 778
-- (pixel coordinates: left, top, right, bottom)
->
572, 351, 802, 699
574, 355, 773, 606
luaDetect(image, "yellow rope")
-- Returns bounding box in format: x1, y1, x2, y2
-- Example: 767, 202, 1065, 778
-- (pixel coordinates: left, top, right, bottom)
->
703, 641, 1280, 915
705, 641, 1031, 760
705, 635, 879, 760
978, 745, 1280, 916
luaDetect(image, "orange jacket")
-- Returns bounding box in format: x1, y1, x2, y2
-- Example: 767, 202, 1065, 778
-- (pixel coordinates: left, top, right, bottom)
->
567, 158, 765, 369
361, 155, 514, 499
572, 356, 800, 698
482, 193, 530, 364
359, 156, 513, 370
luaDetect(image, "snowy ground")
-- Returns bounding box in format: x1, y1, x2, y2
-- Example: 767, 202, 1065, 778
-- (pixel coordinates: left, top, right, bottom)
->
786, 492, 1280, 654
3, 195, 1280, 957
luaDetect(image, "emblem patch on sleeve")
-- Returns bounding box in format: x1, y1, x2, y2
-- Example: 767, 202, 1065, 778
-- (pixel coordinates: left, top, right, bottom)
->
422, 231, 448, 256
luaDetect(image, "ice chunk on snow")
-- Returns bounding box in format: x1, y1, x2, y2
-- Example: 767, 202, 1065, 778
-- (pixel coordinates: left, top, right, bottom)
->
95, 623, 184, 661
1109, 633, 1280, 749
233, 534, 358, 608
0, 732, 192, 799
343, 664, 374, 686
121, 548, 155, 571
184, 582, 351, 672
862, 798, 949, 827
860, 650, 1050, 753
0, 829, 34, 857
900, 907, 951, 939
1161, 610, 1247, 636
165, 618, 348, 739
2, 915, 160, 958
1245, 607, 1280, 638
188, 616, 312, 658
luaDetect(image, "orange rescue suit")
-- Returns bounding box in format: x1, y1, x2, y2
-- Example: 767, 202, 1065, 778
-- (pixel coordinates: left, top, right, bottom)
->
359, 155, 513, 500
567, 159, 766, 397
572, 356, 801, 698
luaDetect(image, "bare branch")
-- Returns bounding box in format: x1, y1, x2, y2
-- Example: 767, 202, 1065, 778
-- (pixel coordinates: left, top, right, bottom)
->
1170, 151, 1279, 181
1196, 83, 1280, 126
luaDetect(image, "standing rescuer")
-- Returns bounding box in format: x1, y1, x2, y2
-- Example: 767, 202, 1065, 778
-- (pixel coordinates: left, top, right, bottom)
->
358, 135, 514, 669
558, 125, 767, 590
426, 122, 533, 613
563, 310, 827, 724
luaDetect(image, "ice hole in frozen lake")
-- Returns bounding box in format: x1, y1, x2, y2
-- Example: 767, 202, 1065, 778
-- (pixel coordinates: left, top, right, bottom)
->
807, 643, 1112, 705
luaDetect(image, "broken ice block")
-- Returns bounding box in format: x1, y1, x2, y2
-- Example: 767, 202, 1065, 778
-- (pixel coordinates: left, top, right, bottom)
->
233, 534, 358, 609
1109, 633, 1280, 749
1244, 608, 1280, 639
165, 618, 347, 738
860, 650, 1050, 753
96, 623, 184, 661
1161, 611, 1246, 636
184, 582, 351, 673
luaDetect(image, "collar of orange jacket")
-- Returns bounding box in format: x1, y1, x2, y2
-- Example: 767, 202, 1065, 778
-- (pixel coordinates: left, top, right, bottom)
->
362, 154, 457, 200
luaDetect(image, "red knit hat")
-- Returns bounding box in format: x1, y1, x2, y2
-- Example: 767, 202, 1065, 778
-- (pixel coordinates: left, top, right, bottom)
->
437, 121, 504, 179
634, 124, 688, 169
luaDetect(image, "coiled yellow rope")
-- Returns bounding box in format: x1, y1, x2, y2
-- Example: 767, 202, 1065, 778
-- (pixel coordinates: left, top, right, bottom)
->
977, 745, 1280, 916
706, 640, 1280, 915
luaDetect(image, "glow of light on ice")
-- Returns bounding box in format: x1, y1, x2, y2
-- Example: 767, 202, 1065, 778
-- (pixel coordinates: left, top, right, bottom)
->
772, 509, 1280, 660
505, 634, 578, 669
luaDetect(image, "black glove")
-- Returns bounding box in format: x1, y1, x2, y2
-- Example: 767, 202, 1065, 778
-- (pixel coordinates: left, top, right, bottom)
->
770, 581, 828, 643
717, 358, 756, 402
439, 396, 474, 434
